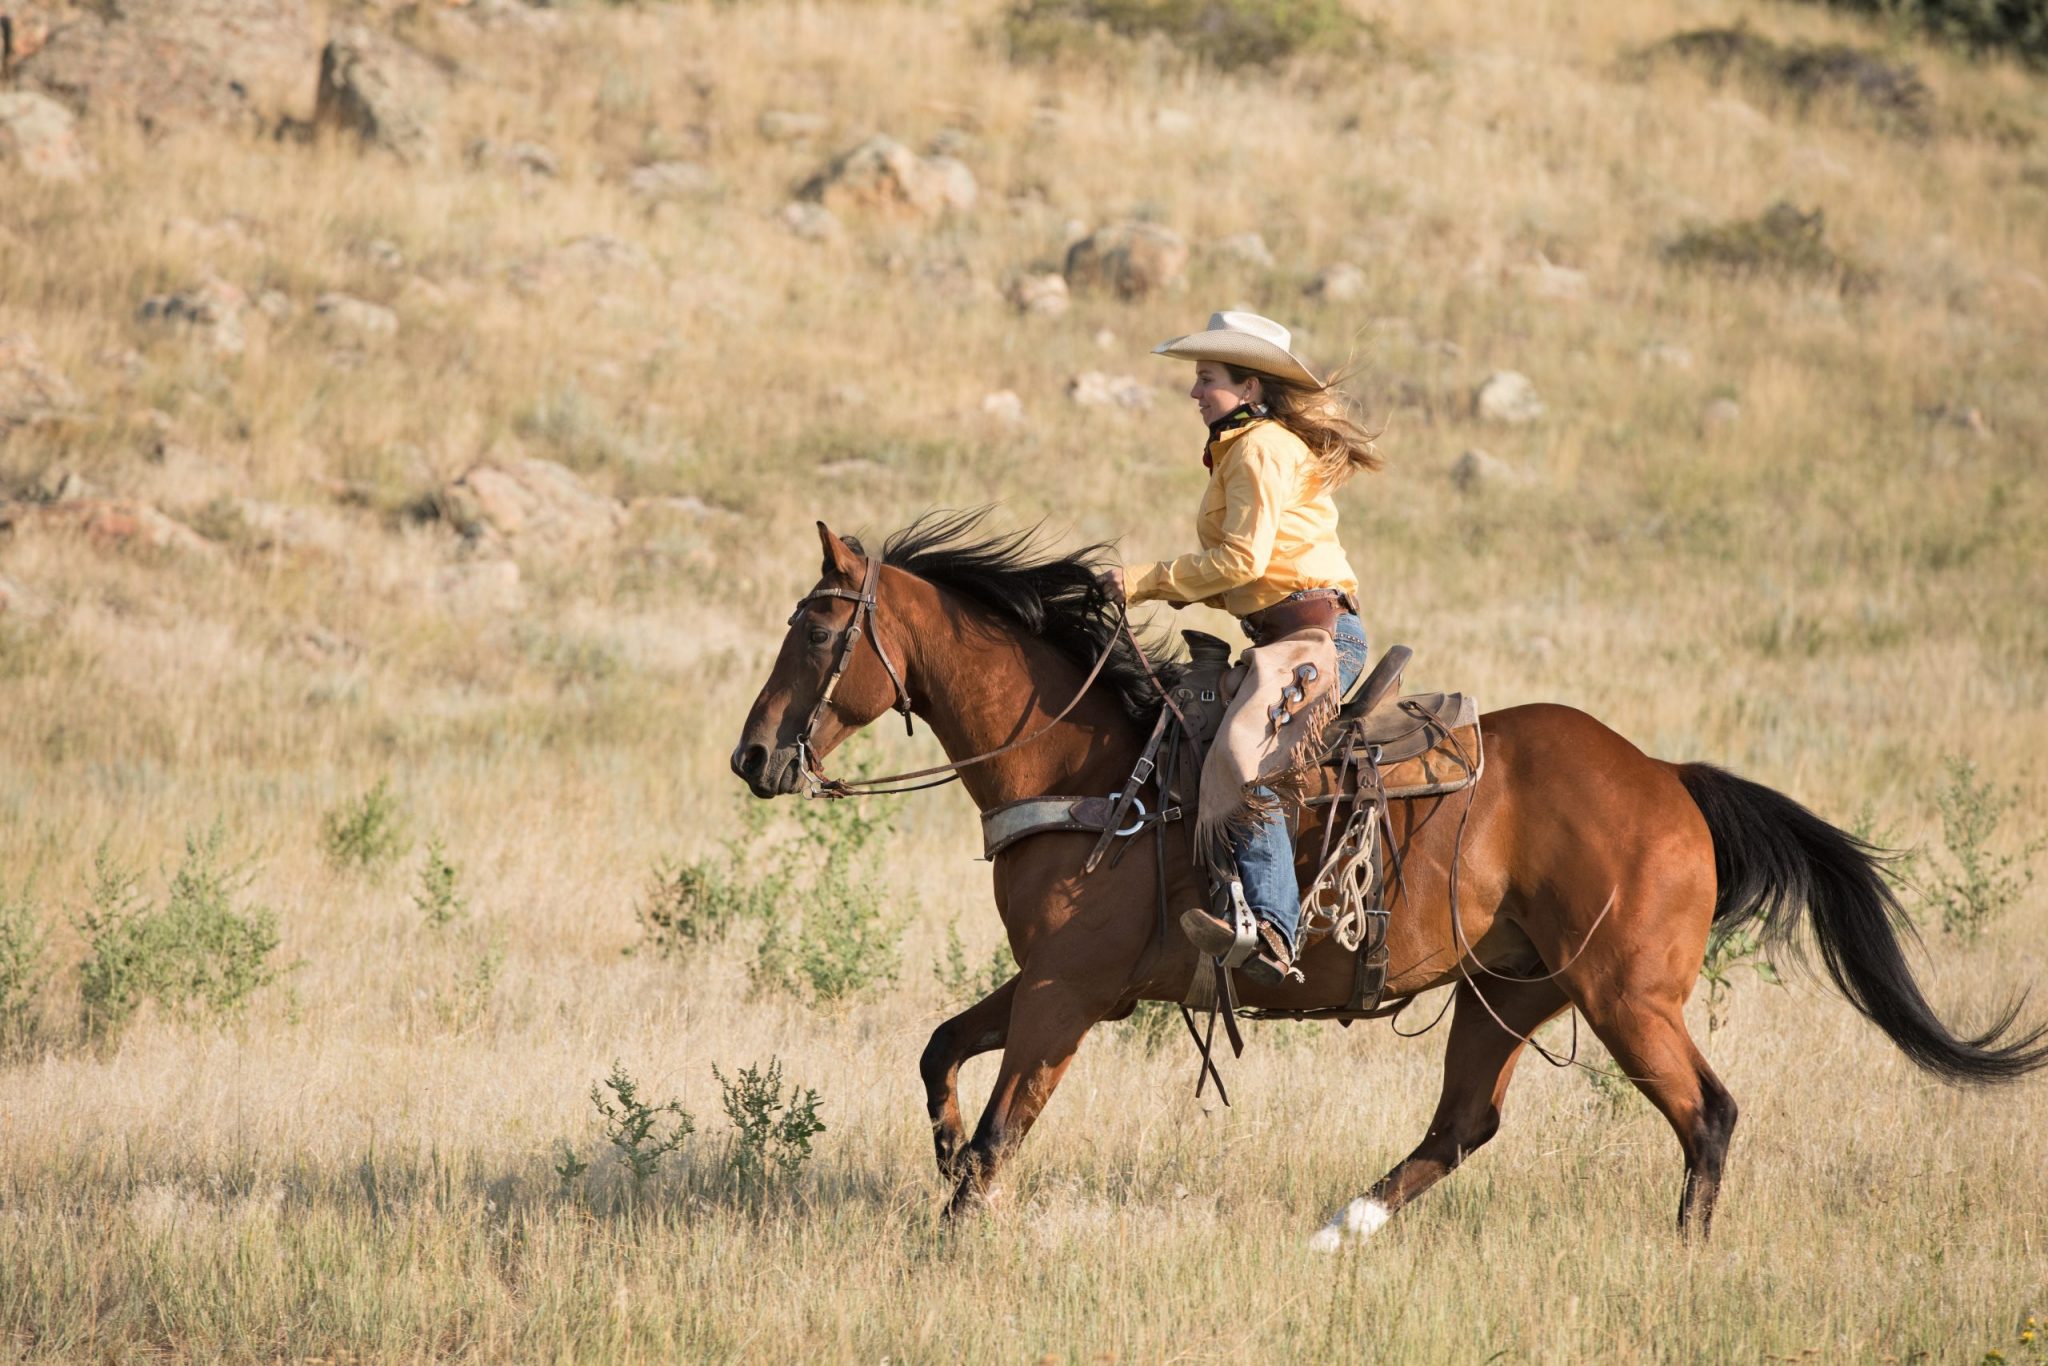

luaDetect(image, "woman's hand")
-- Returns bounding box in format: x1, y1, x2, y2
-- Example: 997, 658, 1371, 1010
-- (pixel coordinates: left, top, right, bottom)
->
1095, 565, 1126, 602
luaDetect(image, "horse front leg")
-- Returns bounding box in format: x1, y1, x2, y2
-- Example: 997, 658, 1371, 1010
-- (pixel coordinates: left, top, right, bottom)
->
945, 971, 1111, 1217
920, 974, 1018, 1181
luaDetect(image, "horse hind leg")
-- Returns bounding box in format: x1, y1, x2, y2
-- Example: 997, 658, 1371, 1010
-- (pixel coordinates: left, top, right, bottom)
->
920, 975, 1018, 1182
1576, 993, 1739, 1235
1313, 975, 1568, 1250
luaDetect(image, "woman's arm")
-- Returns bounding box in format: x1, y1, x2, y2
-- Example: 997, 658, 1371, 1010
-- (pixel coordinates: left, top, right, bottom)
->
1127, 438, 1290, 606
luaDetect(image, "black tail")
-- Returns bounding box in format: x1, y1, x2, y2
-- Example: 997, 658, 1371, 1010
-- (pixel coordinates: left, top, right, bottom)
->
1676, 762, 2048, 1083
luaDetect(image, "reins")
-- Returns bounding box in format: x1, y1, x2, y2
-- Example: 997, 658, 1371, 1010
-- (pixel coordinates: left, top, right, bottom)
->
793, 554, 1143, 800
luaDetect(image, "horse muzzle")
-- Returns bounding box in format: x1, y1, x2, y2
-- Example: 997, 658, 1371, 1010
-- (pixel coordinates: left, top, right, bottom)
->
730, 741, 804, 798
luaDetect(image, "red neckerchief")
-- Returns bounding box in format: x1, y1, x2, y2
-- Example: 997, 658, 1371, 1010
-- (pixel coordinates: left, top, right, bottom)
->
1202, 404, 1263, 471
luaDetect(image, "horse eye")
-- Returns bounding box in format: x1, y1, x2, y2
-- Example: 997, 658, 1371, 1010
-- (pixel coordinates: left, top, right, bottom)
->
807, 626, 832, 646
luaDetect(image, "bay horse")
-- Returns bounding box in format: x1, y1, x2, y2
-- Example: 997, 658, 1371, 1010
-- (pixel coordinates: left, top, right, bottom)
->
730, 513, 2048, 1244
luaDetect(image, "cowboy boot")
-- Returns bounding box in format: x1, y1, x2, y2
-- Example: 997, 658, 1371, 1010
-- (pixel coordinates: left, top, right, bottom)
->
1179, 877, 1252, 956
1239, 921, 1302, 987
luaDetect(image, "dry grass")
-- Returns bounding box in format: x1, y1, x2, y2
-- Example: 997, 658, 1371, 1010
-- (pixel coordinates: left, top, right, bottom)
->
1, 0, 2045, 1358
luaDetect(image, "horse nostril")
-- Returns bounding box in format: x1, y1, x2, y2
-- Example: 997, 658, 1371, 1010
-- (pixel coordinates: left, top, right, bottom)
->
733, 743, 769, 783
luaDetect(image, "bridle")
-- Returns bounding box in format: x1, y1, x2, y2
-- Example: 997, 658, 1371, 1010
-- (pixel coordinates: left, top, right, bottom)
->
788, 553, 916, 791
784, 554, 1147, 799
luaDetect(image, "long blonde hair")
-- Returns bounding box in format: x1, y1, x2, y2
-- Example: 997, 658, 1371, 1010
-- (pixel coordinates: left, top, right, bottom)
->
1226, 363, 1383, 489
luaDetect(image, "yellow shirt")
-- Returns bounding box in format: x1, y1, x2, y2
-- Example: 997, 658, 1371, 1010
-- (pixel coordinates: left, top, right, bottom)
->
1127, 419, 1361, 617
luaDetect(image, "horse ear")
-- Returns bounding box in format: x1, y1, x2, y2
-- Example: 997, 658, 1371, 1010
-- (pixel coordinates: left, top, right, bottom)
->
816, 521, 863, 580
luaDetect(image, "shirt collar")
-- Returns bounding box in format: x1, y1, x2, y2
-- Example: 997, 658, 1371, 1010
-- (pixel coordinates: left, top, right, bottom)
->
1203, 405, 1267, 469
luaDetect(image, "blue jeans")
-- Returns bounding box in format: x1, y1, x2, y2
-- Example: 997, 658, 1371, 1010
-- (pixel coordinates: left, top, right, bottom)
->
1230, 611, 1367, 953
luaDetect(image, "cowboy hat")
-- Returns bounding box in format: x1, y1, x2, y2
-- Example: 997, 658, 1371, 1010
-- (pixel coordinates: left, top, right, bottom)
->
1152, 310, 1323, 389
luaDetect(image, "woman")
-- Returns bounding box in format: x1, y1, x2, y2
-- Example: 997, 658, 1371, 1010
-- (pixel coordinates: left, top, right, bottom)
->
1102, 310, 1381, 987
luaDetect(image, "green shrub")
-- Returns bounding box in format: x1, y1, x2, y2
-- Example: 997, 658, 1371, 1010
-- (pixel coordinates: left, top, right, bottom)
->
591, 1061, 694, 1195
635, 853, 778, 955
1699, 923, 1782, 1036
0, 878, 50, 1056
714, 1057, 825, 1188
1919, 757, 2038, 942
1791, 0, 2048, 68
752, 863, 900, 1004
413, 838, 468, 928
75, 831, 285, 1042
934, 917, 1013, 1000
1636, 26, 1932, 133
1004, 0, 1372, 71
322, 778, 409, 875
1663, 201, 1877, 293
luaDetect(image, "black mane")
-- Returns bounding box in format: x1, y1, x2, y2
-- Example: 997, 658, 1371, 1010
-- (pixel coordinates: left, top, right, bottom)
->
860, 510, 1186, 723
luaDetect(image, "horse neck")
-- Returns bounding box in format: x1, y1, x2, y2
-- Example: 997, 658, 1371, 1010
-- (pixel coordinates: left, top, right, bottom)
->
893, 578, 1147, 811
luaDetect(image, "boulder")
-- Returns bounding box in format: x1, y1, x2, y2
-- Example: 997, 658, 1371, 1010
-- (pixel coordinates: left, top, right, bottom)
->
1064, 223, 1188, 299
1211, 232, 1275, 269
465, 138, 559, 178
1068, 372, 1153, 410
9, 0, 319, 130
439, 458, 623, 552
758, 110, 830, 143
0, 92, 92, 181
1472, 370, 1544, 425
0, 497, 219, 558
628, 160, 720, 204
980, 390, 1025, 425
1305, 263, 1367, 302
798, 135, 975, 222
1701, 397, 1741, 433
1007, 273, 1070, 317
136, 278, 249, 355
1520, 255, 1589, 301
0, 333, 79, 431
315, 24, 447, 164
778, 201, 843, 243
314, 292, 399, 342
1449, 447, 1530, 492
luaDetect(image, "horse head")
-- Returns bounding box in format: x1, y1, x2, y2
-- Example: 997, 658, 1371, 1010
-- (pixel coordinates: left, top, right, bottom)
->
730, 522, 916, 797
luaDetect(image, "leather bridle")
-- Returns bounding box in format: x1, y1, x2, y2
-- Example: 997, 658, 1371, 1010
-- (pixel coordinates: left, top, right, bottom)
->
783, 554, 1146, 799
788, 553, 915, 791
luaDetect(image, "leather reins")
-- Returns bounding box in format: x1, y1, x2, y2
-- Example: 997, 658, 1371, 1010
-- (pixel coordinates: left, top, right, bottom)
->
789, 554, 1138, 800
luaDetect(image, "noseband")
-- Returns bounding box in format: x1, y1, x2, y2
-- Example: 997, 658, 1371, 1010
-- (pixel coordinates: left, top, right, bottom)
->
788, 553, 915, 788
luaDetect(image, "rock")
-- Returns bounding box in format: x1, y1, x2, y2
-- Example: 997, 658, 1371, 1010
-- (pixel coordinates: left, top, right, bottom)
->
0, 92, 93, 182
1007, 273, 1070, 317
628, 160, 720, 204
797, 134, 975, 223
1637, 342, 1695, 371
439, 458, 623, 552
1, 497, 219, 558
362, 239, 404, 272
1305, 263, 1367, 303
1094, 328, 1118, 351
1152, 107, 1198, 135
136, 279, 249, 355
758, 110, 830, 143
228, 498, 351, 555
1521, 255, 1588, 301
10, 0, 319, 130
927, 128, 977, 159
1449, 448, 1529, 492
315, 24, 447, 164
0, 333, 80, 431
1068, 372, 1153, 410
980, 390, 1025, 425
1211, 232, 1275, 270
255, 289, 295, 322
1920, 402, 1993, 440
1064, 222, 1188, 299
431, 558, 522, 614
32, 465, 94, 502
314, 293, 399, 343
1701, 397, 1742, 433
510, 234, 658, 293
466, 137, 559, 178
0, 573, 44, 618
778, 201, 843, 243
1472, 370, 1544, 425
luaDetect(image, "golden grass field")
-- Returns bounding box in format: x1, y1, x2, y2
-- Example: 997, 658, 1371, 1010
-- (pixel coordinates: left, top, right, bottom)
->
2, 0, 2046, 1359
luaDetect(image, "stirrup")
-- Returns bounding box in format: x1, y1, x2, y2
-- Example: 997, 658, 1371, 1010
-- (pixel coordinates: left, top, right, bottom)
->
1214, 877, 1260, 971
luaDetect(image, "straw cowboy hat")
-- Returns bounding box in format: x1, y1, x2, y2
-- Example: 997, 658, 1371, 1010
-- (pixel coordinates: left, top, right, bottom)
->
1152, 310, 1323, 389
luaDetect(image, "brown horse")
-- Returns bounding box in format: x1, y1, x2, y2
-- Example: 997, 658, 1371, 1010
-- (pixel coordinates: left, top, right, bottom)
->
730, 514, 2048, 1244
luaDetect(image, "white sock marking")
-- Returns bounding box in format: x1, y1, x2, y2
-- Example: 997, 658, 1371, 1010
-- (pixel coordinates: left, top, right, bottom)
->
1308, 1197, 1391, 1251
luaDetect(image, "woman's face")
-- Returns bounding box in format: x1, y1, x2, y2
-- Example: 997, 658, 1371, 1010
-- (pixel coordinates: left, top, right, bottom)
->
1190, 362, 1260, 427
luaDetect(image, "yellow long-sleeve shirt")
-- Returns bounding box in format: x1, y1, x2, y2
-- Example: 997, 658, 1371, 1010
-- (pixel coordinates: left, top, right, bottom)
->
1126, 418, 1361, 617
